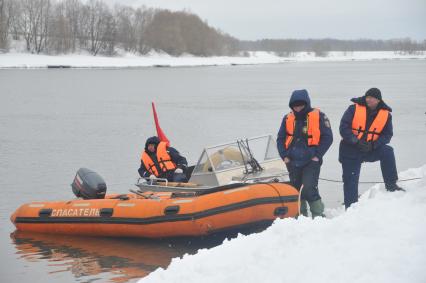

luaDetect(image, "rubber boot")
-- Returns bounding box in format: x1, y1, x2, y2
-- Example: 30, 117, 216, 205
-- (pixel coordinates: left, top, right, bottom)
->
309, 199, 325, 218
300, 200, 308, 217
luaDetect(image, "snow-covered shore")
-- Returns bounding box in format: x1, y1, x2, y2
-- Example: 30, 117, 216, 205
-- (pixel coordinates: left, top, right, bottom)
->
1, 51, 425, 69
140, 165, 426, 283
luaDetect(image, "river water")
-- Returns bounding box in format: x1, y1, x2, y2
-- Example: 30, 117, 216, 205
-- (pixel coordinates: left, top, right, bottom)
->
1, 60, 426, 282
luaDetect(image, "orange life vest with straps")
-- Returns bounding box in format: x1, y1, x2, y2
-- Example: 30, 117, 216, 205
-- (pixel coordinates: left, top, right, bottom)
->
284, 108, 321, 149
141, 142, 177, 177
352, 104, 389, 142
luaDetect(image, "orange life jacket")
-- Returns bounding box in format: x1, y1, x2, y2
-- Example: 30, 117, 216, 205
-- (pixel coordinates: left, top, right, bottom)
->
352, 104, 389, 142
141, 142, 177, 177
284, 108, 321, 149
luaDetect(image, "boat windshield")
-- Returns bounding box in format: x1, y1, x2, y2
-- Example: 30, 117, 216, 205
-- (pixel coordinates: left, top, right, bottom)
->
192, 135, 279, 174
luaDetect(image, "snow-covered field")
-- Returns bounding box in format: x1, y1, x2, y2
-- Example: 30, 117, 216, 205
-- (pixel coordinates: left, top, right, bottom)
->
140, 165, 426, 283
0, 51, 425, 69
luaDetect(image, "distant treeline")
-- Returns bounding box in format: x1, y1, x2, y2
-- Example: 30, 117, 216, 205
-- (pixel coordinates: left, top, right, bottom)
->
240, 39, 426, 56
0, 0, 239, 56
0, 0, 425, 57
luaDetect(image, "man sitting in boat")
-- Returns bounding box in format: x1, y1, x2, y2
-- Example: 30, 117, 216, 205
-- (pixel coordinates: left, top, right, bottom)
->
138, 136, 188, 182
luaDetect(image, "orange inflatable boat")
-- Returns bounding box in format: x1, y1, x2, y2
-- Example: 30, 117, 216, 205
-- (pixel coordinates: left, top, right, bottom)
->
11, 135, 299, 238
11, 182, 298, 238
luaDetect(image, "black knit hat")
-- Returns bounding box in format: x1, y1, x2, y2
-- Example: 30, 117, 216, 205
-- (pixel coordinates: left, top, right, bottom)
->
145, 136, 160, 151
365, 88, 382, 100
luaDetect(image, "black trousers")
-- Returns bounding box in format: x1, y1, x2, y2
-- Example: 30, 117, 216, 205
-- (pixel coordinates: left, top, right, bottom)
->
286, 161, 322, 202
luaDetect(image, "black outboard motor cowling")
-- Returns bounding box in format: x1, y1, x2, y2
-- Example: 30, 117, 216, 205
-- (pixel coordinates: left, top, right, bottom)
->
71, 168, 107, 199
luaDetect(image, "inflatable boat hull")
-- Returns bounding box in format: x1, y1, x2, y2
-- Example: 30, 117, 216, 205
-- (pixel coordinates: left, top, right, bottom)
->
11, 183, 299, 238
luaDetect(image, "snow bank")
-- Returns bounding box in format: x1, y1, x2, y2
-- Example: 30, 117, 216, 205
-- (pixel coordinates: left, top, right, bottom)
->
140, 165, 426, 283
0, 51, 425, 69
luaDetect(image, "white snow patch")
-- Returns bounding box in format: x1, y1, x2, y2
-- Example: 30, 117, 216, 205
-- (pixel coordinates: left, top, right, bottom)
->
0, 51, 425, 69
139, 165, 426, 283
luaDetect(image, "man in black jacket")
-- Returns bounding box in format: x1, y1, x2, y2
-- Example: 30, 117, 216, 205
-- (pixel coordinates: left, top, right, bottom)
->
138, 136, 188, 182
277, 89, 333, 217
339, 88, 404, 209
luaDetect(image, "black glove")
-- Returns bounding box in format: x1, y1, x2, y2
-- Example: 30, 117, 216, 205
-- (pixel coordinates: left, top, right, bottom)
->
357, 140, 373, 153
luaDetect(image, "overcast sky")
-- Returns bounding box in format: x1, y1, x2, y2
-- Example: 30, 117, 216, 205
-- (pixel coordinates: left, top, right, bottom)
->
104, 0, 426, 41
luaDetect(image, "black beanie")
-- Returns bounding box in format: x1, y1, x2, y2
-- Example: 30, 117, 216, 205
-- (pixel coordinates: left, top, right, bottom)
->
145, 136, 160, 151
365, 88, 382, 100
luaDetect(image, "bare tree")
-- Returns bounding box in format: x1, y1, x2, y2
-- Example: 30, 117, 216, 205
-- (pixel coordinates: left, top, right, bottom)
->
80, 0, 111, 55
136, 7, 154, 54
63, 0, 80, 53
101, 10, 116, 55
142, 10, 238, 56
114, 5, 137, 52
0, 0, 10, 51
16, 0, 50, 53
48, 1, 70, 53
8, 0, 21, 41
143, 10, 185, 56
17, 0, 35, 52
5, 0, 424, 57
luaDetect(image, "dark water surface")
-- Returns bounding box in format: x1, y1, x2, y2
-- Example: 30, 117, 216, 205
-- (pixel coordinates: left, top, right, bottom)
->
1, 60, 426, 282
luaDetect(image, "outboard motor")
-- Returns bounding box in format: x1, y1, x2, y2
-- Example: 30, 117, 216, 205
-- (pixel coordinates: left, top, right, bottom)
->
71, 168, 107, 199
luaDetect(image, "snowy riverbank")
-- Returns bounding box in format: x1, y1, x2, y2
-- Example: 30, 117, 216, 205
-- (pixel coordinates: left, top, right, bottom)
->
1, 51, 425, 69
140, 165, 426, 283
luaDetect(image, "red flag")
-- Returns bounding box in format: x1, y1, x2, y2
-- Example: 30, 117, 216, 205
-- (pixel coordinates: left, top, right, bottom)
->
152, 102, 170, 146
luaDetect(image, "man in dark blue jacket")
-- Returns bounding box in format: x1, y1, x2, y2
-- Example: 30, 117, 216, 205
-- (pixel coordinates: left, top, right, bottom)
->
138, 136, 188, 182
339, 88, 404, 209
277, 89, 333, 217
